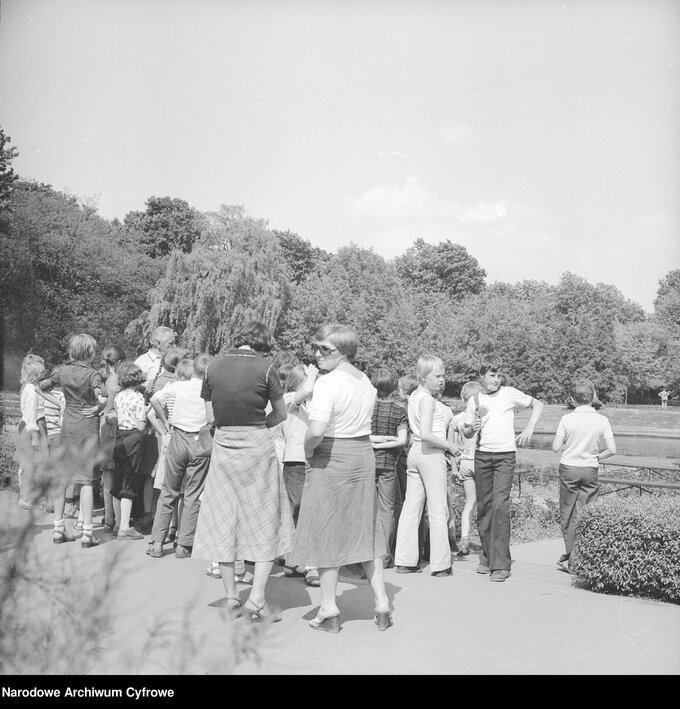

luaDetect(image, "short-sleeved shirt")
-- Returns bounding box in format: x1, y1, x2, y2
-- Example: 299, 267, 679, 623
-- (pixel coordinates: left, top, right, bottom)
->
281, 391, 309, 463
201, 349, 283, 427
466, 385, 533, 452
371, 398, 408, 470
452, 410, 477, 460
20, 383, 40, 431
50, 363, 104, 430
154, 378, 207, 433
44, 388, 65, 437
115, 388, 147, 431
308, 369, 377, 438
554, 406, 615, 468
134, 349, 163, 390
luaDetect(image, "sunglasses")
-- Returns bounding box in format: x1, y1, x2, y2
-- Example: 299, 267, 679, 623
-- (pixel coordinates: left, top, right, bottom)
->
312, 342, 338, 356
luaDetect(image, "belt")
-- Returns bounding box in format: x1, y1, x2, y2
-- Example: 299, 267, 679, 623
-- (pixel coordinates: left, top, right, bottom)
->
172, 426, 204, 435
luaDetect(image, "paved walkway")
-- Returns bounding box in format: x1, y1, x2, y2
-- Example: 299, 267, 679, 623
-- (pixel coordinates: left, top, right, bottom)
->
2, 493, 679, 676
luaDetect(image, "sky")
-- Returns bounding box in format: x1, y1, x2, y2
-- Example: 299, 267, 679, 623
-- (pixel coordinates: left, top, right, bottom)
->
1, 0, 678, 313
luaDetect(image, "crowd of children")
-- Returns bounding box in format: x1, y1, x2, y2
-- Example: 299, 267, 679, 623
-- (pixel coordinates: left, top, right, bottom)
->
15, 330, 616, 594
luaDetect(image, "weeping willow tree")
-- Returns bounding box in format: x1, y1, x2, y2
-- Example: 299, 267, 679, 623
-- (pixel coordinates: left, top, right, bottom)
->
146, 205, 290, 354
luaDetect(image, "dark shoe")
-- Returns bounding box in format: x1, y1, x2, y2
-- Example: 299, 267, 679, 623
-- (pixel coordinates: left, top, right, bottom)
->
175, 545, 192, 559
309, 612, 341, 633
490, 569, 511, 582
53, 528, 77, 544
558, 553, 570, 564
81, 533, 101, 549
117, 527, 145, 541
146, 542, 163, 558
431, 567, 452, 577
282, 563, 306, 577
375, 611, 393, 631
395, 565, 421, 574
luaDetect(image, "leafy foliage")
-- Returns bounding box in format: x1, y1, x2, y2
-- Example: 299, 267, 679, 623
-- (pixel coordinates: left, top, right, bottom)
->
147, 205, 290, 354
394, 237, 486, 301
570, 496, 680, 604
123, 195, 206, 259
0, 128, 19, 215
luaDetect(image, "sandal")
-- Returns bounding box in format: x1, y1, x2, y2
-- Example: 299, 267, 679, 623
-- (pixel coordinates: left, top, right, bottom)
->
242, 599, 281, 625
53, 528, 77, 544
235, 570, 254, 585
375, 611, 393, 631
206, 562, 222, 579
304, 568, 320, 587
80, 533, 101, 549
309, 612, 340, 633
74, 520, 84, 532
282, 563, 306, 577
224, 596, 242, 617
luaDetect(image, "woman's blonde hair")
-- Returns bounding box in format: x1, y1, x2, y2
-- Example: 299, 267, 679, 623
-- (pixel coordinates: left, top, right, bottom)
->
68, 333, 97, 363
416, 355, 444, 383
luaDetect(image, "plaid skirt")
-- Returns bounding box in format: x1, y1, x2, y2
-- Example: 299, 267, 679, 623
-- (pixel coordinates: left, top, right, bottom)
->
287, 436, 386, 568
192, 426, 294, 563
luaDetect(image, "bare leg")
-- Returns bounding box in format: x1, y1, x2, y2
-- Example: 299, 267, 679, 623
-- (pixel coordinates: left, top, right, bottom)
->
79, 484, 94, 527
361, 558, 390, 613
218, 562, 238, 601
317, 567, 340, 617
245, 560, 275, 609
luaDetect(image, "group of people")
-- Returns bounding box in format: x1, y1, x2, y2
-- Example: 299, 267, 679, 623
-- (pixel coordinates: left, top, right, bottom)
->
15, 320, 617, 632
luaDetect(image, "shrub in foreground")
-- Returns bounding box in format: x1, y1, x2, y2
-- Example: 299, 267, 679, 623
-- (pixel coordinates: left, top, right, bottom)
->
570, 496, 680, 605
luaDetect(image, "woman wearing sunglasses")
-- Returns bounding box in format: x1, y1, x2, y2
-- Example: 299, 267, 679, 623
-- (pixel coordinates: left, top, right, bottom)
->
286, 324, 393, 633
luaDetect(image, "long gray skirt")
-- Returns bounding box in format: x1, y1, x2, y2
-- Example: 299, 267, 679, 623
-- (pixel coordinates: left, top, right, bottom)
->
287, 436, 386, 568
192, 427, 293, 563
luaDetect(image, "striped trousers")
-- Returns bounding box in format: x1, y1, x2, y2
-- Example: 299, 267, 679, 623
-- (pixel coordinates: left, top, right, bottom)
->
474, 451, 516, 571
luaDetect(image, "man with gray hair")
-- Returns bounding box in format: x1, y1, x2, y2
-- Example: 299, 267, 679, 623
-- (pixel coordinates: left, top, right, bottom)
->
134, 326, 177, 400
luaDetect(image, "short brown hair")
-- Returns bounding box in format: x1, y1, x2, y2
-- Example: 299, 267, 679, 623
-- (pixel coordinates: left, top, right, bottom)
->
371, 368, 399, 398
233, 320, 275, 353
569, 379, 596, 406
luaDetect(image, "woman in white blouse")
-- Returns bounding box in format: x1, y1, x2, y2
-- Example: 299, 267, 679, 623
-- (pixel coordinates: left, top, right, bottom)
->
287, 324, 392, 633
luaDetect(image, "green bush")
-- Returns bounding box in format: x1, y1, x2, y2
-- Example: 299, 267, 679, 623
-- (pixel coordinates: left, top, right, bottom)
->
0, 430, 18, 491
570, 496, 680, 605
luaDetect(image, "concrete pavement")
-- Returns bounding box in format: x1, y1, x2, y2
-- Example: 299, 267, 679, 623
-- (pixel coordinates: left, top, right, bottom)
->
1, 492, 679, 676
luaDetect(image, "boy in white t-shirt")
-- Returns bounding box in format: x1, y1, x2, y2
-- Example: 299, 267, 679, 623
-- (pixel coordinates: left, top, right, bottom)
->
552, 379, 616, 570
466, 356, 544, 582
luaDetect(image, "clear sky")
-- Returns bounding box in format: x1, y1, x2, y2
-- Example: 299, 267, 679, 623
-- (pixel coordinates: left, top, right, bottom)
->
1, 0, 678, 312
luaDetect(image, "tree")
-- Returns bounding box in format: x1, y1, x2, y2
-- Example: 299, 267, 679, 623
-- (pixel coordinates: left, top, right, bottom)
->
145, 205, 290, 354
276, 243, 421, 374
272, 229, 330, 285
123, 196, 206, 258
394, 238, 486, 301
2, 181, 161, 382
0, 128, 19, 212
654, 269, 680, 338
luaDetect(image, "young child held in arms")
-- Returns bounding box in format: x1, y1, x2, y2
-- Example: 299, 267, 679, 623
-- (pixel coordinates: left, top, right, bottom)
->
552, 379, 615, 571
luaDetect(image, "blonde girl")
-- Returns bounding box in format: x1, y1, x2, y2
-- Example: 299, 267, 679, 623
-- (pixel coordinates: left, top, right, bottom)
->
394, 355, 458, 577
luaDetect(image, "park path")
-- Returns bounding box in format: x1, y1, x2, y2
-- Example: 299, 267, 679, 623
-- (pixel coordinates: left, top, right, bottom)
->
2, 492, 678, 675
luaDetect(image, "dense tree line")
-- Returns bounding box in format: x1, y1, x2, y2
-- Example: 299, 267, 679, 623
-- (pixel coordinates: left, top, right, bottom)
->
1, 127, 678, 402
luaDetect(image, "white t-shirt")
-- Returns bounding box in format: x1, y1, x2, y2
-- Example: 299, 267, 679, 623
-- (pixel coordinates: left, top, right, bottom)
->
282, 391, 309, 463
307, 369, 376, 438
466, 386, 533, 452
554, 406, 614, 468
134, 349, 162, 389
453, 410, 477, 460
409, 389, 453, 443
154, 378, 207, 433
20, 383, 40, 431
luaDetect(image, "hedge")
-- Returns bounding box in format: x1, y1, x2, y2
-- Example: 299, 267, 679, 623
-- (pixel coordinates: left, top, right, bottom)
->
570, 496, 680, 605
